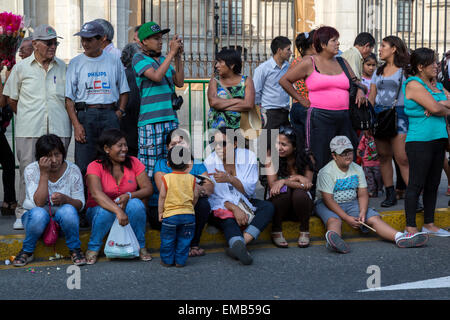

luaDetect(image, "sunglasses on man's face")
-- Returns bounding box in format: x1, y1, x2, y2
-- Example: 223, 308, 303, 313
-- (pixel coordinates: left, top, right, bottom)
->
39, 39, 60, 47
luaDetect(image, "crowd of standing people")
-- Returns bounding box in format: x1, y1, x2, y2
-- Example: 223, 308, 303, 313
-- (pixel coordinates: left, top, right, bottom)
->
1, 18, 450, 267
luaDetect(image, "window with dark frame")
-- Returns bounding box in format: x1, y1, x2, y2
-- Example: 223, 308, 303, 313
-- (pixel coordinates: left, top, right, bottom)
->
221, 0, 243, 35
397, 0, 412, 32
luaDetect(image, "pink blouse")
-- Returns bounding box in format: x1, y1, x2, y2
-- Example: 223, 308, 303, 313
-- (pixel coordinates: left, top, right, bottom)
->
85, 156, 146, 208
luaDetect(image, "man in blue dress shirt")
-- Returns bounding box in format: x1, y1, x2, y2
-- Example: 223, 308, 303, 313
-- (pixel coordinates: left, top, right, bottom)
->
253, 36, 292, 150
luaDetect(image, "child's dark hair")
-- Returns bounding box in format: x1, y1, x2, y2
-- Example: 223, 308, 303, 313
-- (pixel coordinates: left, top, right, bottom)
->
35, 134, 67, 161
270, 36, 292, 55
215, 48, 242, 74
167, 146, 190, 171
405, 47, 436, 77
364, 52, 377, 64
295, 30, 316, 56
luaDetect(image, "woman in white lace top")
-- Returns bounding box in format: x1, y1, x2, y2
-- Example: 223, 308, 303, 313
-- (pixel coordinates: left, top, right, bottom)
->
13, 135, 86, 267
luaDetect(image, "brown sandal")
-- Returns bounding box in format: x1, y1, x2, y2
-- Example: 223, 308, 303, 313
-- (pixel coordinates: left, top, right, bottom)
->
271, 232, 289, 248
189, 246, 206, 257
85, 250, 98, 265
298, 232, 310, 248
139, 248, 152, 261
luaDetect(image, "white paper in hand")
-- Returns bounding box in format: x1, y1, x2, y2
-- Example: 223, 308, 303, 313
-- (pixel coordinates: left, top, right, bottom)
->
104, 218, 140, 259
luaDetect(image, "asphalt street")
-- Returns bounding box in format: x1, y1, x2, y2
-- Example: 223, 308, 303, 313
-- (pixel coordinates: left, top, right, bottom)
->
1, 236, 450, 301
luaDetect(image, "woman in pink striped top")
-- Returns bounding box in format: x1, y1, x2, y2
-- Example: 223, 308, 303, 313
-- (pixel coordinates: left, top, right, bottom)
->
280, 26, 367, 172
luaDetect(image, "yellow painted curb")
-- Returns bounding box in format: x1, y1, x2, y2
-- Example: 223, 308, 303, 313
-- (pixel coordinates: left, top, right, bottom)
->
1, 208, 449, 261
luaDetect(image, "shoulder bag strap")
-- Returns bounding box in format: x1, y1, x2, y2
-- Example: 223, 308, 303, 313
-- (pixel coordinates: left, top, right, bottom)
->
152, 57, 176, 94
214, 77, 234, 99
392, 71, 404, 108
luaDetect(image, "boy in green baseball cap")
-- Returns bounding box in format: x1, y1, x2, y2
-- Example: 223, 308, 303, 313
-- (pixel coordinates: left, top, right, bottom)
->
132, 22, 184, 187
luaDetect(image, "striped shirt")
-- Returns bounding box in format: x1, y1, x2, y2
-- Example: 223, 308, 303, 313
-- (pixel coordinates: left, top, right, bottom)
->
132, 53, 178, 127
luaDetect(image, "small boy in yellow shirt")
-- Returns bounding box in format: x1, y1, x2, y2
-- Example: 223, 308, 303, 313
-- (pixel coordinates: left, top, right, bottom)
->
158, 147, 199, 267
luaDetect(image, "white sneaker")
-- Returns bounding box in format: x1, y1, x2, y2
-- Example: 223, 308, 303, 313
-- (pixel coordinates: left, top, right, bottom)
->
396, 232, 429, 248
422, 226, 450, 237
13, 218, 24, 230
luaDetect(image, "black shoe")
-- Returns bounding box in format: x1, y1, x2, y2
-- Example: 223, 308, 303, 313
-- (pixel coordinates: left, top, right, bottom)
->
226, 241, 253, 265
381, 186, 397, 207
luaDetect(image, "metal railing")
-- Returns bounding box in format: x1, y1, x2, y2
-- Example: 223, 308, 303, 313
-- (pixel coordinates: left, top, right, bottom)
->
141, 0, 297, 78
358, 0, 449, 58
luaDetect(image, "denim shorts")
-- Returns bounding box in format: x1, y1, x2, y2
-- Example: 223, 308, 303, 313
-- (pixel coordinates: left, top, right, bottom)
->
315, 199, 380, 225
374, 105, 409, 134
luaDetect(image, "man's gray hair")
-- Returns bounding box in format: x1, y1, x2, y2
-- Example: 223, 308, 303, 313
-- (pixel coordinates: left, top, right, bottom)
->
121, 43, 141, 68
94, 18, 114, 41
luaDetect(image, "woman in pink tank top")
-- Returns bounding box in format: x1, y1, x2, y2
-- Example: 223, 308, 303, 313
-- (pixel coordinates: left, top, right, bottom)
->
280, 26, 367, 172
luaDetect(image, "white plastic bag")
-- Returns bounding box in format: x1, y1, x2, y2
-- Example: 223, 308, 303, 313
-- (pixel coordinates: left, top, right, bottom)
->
104, 218, 140, 259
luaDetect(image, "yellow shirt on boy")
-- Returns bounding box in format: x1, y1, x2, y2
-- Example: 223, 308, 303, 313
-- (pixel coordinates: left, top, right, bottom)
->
161, 172, 196, 218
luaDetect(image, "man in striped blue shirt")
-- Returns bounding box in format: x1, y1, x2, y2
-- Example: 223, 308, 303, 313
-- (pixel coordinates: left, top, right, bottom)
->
132, 22, 184, 178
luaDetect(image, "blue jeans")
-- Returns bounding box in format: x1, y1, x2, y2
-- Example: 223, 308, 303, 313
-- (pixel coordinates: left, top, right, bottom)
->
219, 199, 274, 248
160, 214, 195, 266
86, 198, 147, 252
289, 102, 308, 141
21, 204, 81, 253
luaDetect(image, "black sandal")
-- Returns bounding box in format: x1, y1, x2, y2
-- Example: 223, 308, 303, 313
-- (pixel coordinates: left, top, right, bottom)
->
13, 250, 34, 267
1, 201, 17, 216
70, 248, 87, 266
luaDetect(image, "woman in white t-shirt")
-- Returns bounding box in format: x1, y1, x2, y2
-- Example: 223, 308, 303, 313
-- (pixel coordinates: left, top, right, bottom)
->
13, 135, 86, 267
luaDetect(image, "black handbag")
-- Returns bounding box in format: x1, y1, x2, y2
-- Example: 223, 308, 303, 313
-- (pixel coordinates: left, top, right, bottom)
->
372, 75, 403, 140
336, 57, 374, 130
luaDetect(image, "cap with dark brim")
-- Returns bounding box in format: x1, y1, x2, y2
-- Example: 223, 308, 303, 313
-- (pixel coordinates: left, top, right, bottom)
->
138, 21, 170, 42
74, 21, 105, 38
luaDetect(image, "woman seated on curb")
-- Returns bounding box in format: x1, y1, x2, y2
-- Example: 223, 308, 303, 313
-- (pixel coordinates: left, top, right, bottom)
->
205, 127, 274, 265
85, 129, 153, 264
13, 134, 86, 267
315, 135, 429, 254
265, 125, 314, 248
153, 128, 214, 257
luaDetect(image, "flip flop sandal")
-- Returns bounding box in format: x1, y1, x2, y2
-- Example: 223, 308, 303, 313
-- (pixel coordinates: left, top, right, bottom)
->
298, 232, 310, 248
13, 250, 34, 267
139, 248, 152, 261
85, 250, 99, 265
271, 232, 289, 248
70, 248, 87, 266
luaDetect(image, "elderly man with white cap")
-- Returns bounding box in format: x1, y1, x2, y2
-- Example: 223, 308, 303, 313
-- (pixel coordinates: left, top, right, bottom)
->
3, 24, 70, 230
65, 20, 129, 178
314, 135, 429, 254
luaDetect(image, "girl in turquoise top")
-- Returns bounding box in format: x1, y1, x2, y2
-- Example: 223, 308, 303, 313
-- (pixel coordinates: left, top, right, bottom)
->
403, 48, 450, 237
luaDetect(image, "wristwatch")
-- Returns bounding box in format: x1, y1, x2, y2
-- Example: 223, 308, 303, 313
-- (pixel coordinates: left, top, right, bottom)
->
118, 108, 126, 117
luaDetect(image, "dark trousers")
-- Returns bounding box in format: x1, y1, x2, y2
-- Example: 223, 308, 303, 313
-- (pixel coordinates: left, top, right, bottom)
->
289, 102, 308, 142
75, 108, 120, 176
405, 139, 446, 227
0, 131, 16, 204
262, 108, 290, 150
270, 188, 313, 232
306, 108, 358, 171
218, 199, 274, 246
147, 197, 211, 247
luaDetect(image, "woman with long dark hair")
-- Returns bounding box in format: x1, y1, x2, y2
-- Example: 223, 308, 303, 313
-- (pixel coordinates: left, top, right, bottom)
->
85, 128, 154, 264
403, 48, 450, 236
368, 36, 410, 207
265, 125, 314, 248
